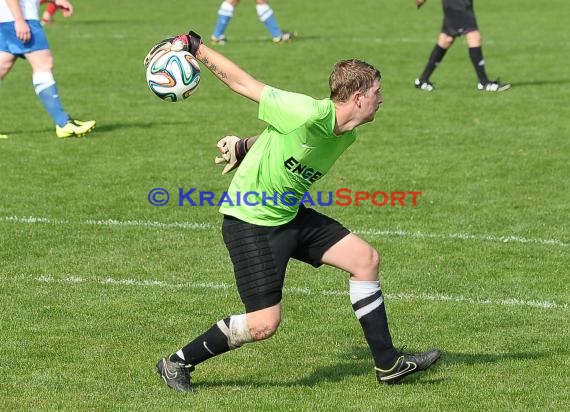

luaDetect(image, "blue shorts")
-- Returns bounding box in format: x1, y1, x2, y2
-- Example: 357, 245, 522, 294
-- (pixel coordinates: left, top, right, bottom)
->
0, 20, 49, 56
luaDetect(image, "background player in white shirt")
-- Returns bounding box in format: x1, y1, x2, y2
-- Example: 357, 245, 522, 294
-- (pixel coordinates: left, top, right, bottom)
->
0, 0, 95, 138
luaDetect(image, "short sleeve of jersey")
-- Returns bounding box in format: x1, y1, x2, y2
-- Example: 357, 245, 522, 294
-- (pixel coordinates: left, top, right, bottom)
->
258, 86, 323, 135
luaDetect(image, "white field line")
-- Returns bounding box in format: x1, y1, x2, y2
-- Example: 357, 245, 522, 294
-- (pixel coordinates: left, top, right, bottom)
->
18, 274, 567, 310
1, 215, 568, 247
355, 229, 569, 247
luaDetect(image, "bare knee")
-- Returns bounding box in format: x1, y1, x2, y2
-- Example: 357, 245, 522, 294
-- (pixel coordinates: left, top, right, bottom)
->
0, 56, 16, 80
248, 317, 280, 341
25, 50, 54, 73
34, 58, 54, 73
321, 234, 381, 282
0, 65, 10, 80
246, 305, 281, 341
437, 33, 454, 49
466, 30, 482, 47
351, 246, 380, 282
367, 247, 381, 276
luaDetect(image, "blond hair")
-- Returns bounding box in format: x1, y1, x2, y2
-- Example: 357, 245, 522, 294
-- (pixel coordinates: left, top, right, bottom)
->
329, 59, 381, 103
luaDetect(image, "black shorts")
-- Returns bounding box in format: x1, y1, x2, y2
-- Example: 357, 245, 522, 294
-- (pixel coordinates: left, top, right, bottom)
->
441, 0, 478, 37
222, 206, 350, 312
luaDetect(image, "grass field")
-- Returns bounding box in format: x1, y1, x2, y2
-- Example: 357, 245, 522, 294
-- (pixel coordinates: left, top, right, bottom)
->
1, 0, 569, 410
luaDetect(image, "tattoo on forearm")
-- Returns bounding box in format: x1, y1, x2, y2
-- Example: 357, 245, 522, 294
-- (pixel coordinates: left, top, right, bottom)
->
201, 56, 228, 80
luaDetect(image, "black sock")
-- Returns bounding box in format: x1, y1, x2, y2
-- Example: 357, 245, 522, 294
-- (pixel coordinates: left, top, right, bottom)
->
468, 46, 489, 84
169, 318, 231, 366
353, 293, 399, 369
419, 44, 448, 82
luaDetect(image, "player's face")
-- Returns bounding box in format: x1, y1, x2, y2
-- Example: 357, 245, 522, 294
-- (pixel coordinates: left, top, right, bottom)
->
360, 79, 383, 123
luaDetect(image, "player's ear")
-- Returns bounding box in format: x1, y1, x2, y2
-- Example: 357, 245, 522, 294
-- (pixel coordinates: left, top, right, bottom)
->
353, 91, 363, 108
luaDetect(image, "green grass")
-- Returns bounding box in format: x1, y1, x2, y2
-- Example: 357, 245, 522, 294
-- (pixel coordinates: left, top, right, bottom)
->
1, 0, 569, 410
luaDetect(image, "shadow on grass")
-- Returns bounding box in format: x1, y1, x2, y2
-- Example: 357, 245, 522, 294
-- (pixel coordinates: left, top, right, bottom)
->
441, 350, 549, 365
236, 34, 320, 44
2, 121, 189, 137
194, 360, 370, 390
195, 360, 439, 389
193, 347, 550, 389
67, 121, 191, 134
508, 79, 570, 88
61, 19, 151, 26
0, 128, 50, 136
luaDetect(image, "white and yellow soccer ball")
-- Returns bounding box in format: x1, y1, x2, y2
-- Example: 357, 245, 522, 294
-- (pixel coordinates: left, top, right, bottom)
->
146, 50, 201, 102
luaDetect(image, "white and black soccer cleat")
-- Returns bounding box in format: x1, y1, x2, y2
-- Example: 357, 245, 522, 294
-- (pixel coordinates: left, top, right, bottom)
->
155, 357, 195, 392
414, 78, 434, 91
375, 348, 442, 384
477, 80, 511, 92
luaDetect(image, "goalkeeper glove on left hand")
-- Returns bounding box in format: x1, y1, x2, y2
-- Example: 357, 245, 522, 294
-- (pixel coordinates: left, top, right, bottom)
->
215, 135, 253, 175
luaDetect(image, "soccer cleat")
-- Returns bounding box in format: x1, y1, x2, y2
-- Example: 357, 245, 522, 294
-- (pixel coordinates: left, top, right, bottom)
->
155, 357, 195, 392
375, 349, 442, 384
477, 80, 511, 92
272, 31, 296, 43
210, 35, 227, 45
55, 119, 96, 138
414, 78, 434, 91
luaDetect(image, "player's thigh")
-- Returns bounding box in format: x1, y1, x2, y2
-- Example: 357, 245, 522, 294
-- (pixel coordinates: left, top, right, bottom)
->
321, 233, 380, 281
287, 206, 378, 279
0, 52, 17, 79
290, 207, 350, 268
222, 216, 295, 312
24, 49, 53, 72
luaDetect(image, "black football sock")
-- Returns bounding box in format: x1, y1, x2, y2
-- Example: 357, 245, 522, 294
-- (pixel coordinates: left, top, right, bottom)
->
357, 301, 399, 369
169, 318, 231, 366
469, 46, 489, 85
419, 44, 448, 82
350, 280, 399, 369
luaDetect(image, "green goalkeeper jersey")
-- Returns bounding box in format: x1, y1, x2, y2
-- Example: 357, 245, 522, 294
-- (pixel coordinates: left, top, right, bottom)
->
219, 86, 357, 226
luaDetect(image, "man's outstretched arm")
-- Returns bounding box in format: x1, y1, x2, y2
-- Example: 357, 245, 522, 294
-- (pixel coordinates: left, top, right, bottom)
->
195, 43, 266, 103
144, 30, 266, 103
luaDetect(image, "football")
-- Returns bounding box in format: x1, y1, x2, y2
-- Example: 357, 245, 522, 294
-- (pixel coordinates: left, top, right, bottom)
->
146, 50, 201, 102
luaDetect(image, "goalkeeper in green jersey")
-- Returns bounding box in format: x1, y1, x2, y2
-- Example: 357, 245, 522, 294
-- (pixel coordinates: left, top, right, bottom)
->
144, 31, 441, 392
